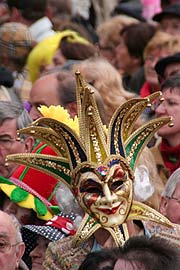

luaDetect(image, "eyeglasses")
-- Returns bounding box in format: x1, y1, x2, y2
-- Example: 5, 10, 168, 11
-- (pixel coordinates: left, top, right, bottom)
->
167, 196, 180, 204
0, 136, 24, 150
0, 241, 21, 253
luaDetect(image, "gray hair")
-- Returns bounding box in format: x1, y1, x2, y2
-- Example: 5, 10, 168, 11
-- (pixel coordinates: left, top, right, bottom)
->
0, 101, 32, 131
161, 168, 180, 197
10, 214, 23, 243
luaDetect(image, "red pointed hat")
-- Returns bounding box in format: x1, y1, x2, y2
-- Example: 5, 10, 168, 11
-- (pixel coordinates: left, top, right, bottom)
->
0, 142, 61, 220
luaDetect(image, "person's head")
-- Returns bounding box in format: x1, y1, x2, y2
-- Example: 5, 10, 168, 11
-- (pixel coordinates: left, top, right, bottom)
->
73, 56, 135, 123
27, 30, 91, 83
59, 36, 97, 61
7, 0, 48, 25
79, 248, 118, 270
113, 235, 180, 270
47, 34, 97, 70
29, 71, 77, 120
155, 74, 180, 147
0, 22, 34, 72
155, 52, 180, 83
0, 210, 25, 270
160, 168, 180, 224
96, 15, 138, 66
115, 22, 156, 75
21, 215, 75, 270
144, 31, 180, 92
153, 3, 180, 36
0, 101, 33, 178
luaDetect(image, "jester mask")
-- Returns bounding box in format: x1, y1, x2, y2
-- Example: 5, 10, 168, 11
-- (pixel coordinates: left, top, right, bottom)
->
6, 71, 173, 247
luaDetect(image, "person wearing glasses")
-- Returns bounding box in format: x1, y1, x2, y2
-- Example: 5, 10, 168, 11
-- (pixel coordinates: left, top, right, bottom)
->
0, 210, 27, 270
160, 168, 180, 225
0, 100, 34, 178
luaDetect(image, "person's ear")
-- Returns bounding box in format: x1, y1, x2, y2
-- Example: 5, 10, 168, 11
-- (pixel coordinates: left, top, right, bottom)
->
24, 136, 34, 153
159, 196, 169, 216
16, 242, 25, 269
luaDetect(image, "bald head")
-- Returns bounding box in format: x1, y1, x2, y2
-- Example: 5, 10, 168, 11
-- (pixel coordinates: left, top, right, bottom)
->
29, 71, 77, 120
29, 73, 60, 120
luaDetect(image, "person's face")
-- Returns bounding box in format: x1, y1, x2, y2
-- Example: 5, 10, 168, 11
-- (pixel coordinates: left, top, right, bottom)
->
115, 38, 136, 74
144, 48, 171, 88
0, 211, 25, 270
30, 236, 50, 270
164, 62, 180, 79
0, 119, 27, 178
160, 183, 180, 224
29, 74, 60, 121
75, 159, 133, 227
114, 259, 144, 270
2, 197, 33, 225
160, 17, 180, 36
155, 87, 180, 146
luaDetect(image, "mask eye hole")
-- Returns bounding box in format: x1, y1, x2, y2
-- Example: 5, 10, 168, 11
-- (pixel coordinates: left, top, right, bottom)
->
80, 179, 103, 194
110, 180, 124, 191
109, 166, 127, 191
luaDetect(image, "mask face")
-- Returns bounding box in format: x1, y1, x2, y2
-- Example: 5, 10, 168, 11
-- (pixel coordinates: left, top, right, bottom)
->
74, 158, 133, 227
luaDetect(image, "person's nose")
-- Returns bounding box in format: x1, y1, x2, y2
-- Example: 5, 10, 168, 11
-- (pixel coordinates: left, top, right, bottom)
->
30, 244, 43, 258
155, 102, 167, 116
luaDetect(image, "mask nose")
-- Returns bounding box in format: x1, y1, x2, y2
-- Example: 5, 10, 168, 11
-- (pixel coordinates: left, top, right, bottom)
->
103, 183, 118, 207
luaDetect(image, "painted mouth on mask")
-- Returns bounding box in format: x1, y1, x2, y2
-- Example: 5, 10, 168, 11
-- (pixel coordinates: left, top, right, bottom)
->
97, 203, 121, 215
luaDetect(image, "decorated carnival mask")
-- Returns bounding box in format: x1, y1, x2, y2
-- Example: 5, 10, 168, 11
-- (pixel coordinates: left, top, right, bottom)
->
6, 72, 173, 247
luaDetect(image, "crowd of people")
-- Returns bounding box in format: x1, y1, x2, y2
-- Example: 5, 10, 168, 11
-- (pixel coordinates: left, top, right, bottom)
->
0, 0, 180, 270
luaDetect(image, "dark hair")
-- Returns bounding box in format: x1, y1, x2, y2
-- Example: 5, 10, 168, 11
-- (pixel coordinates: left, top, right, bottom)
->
7, 0, 47, 21
60, 36, 97, 60
117, 235, 180, 270
120, 22, 156, 65
79, 248, 118, 270
79, 235, 180, 270
161, 74, 180, 92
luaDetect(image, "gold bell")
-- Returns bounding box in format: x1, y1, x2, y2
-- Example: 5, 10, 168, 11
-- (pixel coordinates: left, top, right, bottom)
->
146, 98, 151, 107
168, 117, 174, 127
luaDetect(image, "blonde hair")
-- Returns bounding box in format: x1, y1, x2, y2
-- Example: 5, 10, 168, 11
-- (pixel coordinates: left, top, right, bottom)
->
73, 56, 135, 123
96, 15, 138, 49
144, 31, 180, 60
